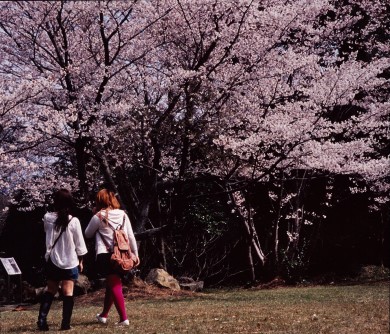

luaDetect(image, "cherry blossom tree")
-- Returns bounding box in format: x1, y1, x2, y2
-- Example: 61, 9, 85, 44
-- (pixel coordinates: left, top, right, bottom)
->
202, 0, 389, 279
0, 0, 170, 210
0, 0, 388, 281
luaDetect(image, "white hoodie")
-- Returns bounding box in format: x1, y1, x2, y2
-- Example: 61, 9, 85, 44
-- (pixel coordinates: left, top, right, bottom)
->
85, 209, 138, 257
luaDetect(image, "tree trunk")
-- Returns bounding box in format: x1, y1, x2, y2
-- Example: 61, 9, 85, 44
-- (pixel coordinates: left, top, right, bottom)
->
93, 150, 126, 209
242, 217, 266, 265
156, 195, 167, 270
229, 189, 265, 282
74, 137, 88, 199
247, 243, 255, 282
273, 178, 285, 274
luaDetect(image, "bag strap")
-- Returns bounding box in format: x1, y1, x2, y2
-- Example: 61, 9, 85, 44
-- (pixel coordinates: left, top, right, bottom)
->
119, 214, 125, 230
49, 225, 66, 255
97, 230, 111, 251
49, 215, 73, 255
96, 213, 126, 251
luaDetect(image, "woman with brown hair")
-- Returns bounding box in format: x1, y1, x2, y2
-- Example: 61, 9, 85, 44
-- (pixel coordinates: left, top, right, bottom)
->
85, 189, 139, 326
37, 188, 87, 331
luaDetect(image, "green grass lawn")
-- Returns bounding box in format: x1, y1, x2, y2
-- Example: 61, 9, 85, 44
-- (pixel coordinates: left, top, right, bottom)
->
0, 281, 388, 333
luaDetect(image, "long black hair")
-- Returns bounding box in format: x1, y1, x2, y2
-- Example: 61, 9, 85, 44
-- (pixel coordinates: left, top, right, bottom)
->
53, 189, 75, 231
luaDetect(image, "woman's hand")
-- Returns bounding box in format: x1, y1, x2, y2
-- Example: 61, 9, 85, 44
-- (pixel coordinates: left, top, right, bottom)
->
78, 259, 84, 273
134, 256, 140, 267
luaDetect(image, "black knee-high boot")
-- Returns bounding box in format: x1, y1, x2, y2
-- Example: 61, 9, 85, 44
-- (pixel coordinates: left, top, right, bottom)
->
60, 296, 74, 330
37, 291, 54, 331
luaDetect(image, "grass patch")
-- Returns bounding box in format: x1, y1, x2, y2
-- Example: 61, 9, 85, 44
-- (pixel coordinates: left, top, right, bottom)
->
0, 281, 388, 333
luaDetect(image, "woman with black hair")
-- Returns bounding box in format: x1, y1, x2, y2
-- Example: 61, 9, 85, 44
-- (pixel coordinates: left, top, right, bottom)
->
37, 188, 87, 331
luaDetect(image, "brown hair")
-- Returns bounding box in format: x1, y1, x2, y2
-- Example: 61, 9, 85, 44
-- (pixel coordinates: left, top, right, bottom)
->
95, 189, 120, 212
53, 188, 75, 231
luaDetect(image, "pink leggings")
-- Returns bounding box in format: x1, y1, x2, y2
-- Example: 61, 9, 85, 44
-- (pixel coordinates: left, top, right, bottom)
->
99, 274, 127, 322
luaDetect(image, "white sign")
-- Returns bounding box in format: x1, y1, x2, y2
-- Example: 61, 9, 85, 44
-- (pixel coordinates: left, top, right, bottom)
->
0, 257, 22, 275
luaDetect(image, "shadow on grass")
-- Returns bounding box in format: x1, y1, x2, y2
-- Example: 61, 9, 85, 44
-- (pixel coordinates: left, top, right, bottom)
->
4, 320, 105, 333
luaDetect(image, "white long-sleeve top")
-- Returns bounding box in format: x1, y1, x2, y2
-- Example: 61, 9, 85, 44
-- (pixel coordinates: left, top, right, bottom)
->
85, 209, 138, 257
44, 212, 88, 269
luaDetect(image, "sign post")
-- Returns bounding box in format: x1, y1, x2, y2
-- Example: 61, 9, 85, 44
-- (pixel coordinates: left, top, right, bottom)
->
0, 257, 22, 304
